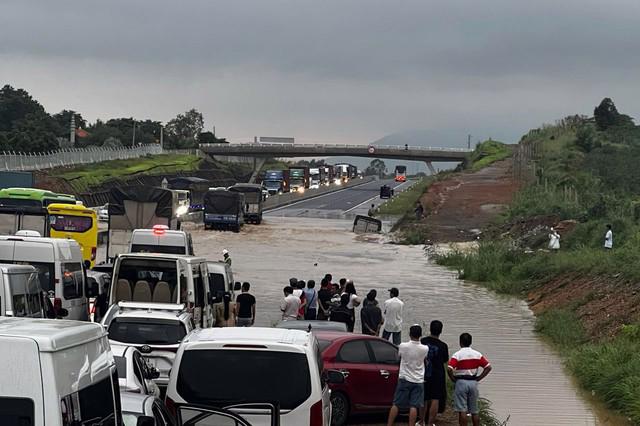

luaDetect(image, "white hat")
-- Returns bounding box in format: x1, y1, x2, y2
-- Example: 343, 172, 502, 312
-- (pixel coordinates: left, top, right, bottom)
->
222, 249, 229, 255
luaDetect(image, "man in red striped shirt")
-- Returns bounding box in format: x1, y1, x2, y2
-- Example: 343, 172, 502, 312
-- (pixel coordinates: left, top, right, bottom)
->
447, 333, 492, 426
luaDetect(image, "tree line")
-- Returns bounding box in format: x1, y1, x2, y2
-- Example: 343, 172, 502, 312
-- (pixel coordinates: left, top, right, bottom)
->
0, 85, 226, 153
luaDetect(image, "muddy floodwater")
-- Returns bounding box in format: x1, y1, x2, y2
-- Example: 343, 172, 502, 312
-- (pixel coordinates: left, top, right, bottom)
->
191, 216, 625, 426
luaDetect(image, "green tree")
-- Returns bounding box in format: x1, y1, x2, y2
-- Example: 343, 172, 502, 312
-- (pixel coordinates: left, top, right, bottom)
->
575, 124, 598, 153
365, 159, 387, 177
165, 108, 204, 147
0, 85, 46, 132
9, 112, 61, 152
594, 98, 634, 131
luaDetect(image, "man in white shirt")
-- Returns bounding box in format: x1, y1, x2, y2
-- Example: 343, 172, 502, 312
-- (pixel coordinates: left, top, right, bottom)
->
386, 325, 429, 426
604, 224, 613, 249
383, 287, 404, 345
280, 286, 300, 321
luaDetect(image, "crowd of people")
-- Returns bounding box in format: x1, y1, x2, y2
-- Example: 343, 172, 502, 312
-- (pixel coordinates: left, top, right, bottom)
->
279, 274, 406, 340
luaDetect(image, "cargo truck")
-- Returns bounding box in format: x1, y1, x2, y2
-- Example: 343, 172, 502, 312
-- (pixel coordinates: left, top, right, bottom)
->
228, 183, 264, 224
263, 169, 290, 195
203, 189, 245, 232
309, 167, 321, 189
288, 166, 310, 192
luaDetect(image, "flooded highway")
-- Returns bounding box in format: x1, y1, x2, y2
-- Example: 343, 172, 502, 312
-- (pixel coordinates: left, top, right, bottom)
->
191, 209, 624, 426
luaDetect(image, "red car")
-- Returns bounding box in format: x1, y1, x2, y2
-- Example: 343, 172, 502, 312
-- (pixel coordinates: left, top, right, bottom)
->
315, 331, 400, 426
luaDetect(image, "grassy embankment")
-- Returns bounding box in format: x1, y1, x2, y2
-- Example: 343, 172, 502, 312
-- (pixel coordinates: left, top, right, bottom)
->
436, 111, 640, 423
379, 140, 510, 244
51, 154, 203, 192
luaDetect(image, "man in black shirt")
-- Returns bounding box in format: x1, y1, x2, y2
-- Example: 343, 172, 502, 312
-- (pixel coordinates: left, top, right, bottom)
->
317, 278, 333, 320
235, 282, 256, 326
420, 320, 449, 426
360, 290, 383, 336
329, 294, 352, 330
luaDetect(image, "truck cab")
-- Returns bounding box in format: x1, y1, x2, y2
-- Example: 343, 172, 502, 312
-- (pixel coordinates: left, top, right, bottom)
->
228, 183, 264, 224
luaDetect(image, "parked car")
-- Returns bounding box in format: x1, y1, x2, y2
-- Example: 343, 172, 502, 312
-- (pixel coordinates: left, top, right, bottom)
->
104, 302, 195, 388
112, 344, 161, 397
314, 331, 400, 426
276, 320, 348, 333
121, 393, 175, 426
165, 327, 334, 426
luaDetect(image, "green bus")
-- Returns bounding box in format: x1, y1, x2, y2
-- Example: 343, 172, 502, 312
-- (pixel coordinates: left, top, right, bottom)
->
0, 188, 77, 235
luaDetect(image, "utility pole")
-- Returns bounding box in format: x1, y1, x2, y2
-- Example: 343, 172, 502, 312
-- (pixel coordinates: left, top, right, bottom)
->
159, 125, 164, 149
132, 120, 136, 146
467, 134, 471, 149
70, 114, 76, 147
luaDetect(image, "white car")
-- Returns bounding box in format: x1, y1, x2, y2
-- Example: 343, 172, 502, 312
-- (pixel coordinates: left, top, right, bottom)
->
104, 302, 195, 388
112, 344, 161, 397
121, 393, 175, 426
165, 327, 332, 426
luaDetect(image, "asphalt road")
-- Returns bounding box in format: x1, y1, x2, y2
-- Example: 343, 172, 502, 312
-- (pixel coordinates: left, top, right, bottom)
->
264, 178, 410, 218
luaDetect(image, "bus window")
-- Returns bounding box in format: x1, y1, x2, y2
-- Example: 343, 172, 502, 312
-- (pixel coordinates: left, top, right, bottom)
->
49, 215, 93, 233
20, 214, 46, 234
0, 213, 18, 235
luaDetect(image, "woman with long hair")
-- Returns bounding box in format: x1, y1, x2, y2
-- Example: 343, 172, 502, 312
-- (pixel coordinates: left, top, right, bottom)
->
215, 291, 236, 327
341, 280, 361, 332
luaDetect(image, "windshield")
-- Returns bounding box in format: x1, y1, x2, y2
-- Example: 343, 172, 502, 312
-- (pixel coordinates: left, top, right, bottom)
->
0, 198, 41, 208
130, 244, 186, 255
7, 271, 43, 317
108, 318, 187, 345
177, 349, 311, 410
264, 181, 281, 189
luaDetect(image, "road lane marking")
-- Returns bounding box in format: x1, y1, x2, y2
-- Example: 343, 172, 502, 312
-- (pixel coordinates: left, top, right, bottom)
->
343, 180, 412, 213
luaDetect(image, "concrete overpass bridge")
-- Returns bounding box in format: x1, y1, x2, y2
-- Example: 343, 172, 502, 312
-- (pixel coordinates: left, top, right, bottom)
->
199, 143, 472, 176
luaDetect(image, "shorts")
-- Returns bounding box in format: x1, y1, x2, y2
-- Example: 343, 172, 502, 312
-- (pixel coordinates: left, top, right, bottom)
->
453, 379, 479, 414
236, 317, 253, 327
393, 379, 424, 409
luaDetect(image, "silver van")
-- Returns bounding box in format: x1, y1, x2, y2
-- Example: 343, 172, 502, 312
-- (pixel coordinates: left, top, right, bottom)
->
0, 263, 45, 318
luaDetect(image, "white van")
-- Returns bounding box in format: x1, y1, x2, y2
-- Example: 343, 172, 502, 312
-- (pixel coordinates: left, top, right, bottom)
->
0, 317, 121, 425
206, 260, 236, 302
0, 235, 88, 321
129, 226, 194, 255
165, 327, 332, 426
0, 263, 45, 318
106, 253, 213, 328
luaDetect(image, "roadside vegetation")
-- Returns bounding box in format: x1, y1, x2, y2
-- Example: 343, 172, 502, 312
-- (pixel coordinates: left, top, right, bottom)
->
467, 139, 511, 171
51, 153, 202, 192
435, 98, 640, 423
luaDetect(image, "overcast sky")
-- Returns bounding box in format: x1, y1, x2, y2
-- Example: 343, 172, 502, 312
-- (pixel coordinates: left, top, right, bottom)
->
1, 0, 639, 146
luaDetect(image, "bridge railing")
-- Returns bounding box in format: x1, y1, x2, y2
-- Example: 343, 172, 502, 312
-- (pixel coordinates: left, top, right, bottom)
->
199, 143, 473, 153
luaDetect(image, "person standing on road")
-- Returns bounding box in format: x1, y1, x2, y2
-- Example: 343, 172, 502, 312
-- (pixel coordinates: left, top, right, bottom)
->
420, 320, 449, 426
338, 278, 347, 294
330, 294, 353, 330
214, 292, 236, 327
280, 286, 301, 321
415, 202, 424, 220
383, 287, 404, 345
604, 224, 613, 250
342, 280, 361, 332
235, 282, 256, 327
386, 325, 429, 426
304, 280, 318, 320
368, 204, 376, 217
548, 228, 560, 251
361, 290, 383, 336
447, 333, 492, 426
317, 279, 333, 320
295, 281, 307, 319
222, 249, 232, 267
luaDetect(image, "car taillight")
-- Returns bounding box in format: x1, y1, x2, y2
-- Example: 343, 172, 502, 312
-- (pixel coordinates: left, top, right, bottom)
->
310, 399, 323, 426
91, 247, 96, 260
165, 395, 176, 417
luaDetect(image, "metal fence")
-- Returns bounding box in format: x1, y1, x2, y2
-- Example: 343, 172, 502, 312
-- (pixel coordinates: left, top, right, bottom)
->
0, 144, 163, 171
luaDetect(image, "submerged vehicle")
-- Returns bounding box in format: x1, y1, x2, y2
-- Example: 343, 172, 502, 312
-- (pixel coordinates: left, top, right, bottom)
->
203, 189, 245, 232
228, 183, 264, 224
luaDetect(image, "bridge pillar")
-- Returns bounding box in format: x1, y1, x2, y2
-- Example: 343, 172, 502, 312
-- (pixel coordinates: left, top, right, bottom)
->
425, 161, 437, 175
248, 157, 266, 183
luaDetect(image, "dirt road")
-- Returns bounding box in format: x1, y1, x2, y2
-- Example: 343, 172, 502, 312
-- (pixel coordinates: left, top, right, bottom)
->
420, 158, 518, 242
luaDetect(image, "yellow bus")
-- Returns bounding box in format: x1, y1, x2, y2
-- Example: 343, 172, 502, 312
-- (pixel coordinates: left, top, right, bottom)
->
47, 203, 98, 267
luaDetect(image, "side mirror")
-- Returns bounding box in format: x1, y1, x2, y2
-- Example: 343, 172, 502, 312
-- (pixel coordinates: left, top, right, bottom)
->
145, 366, 161, 380
136, 416, 155, 426
234, 282, 241, 291
325, 369, 345, 384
